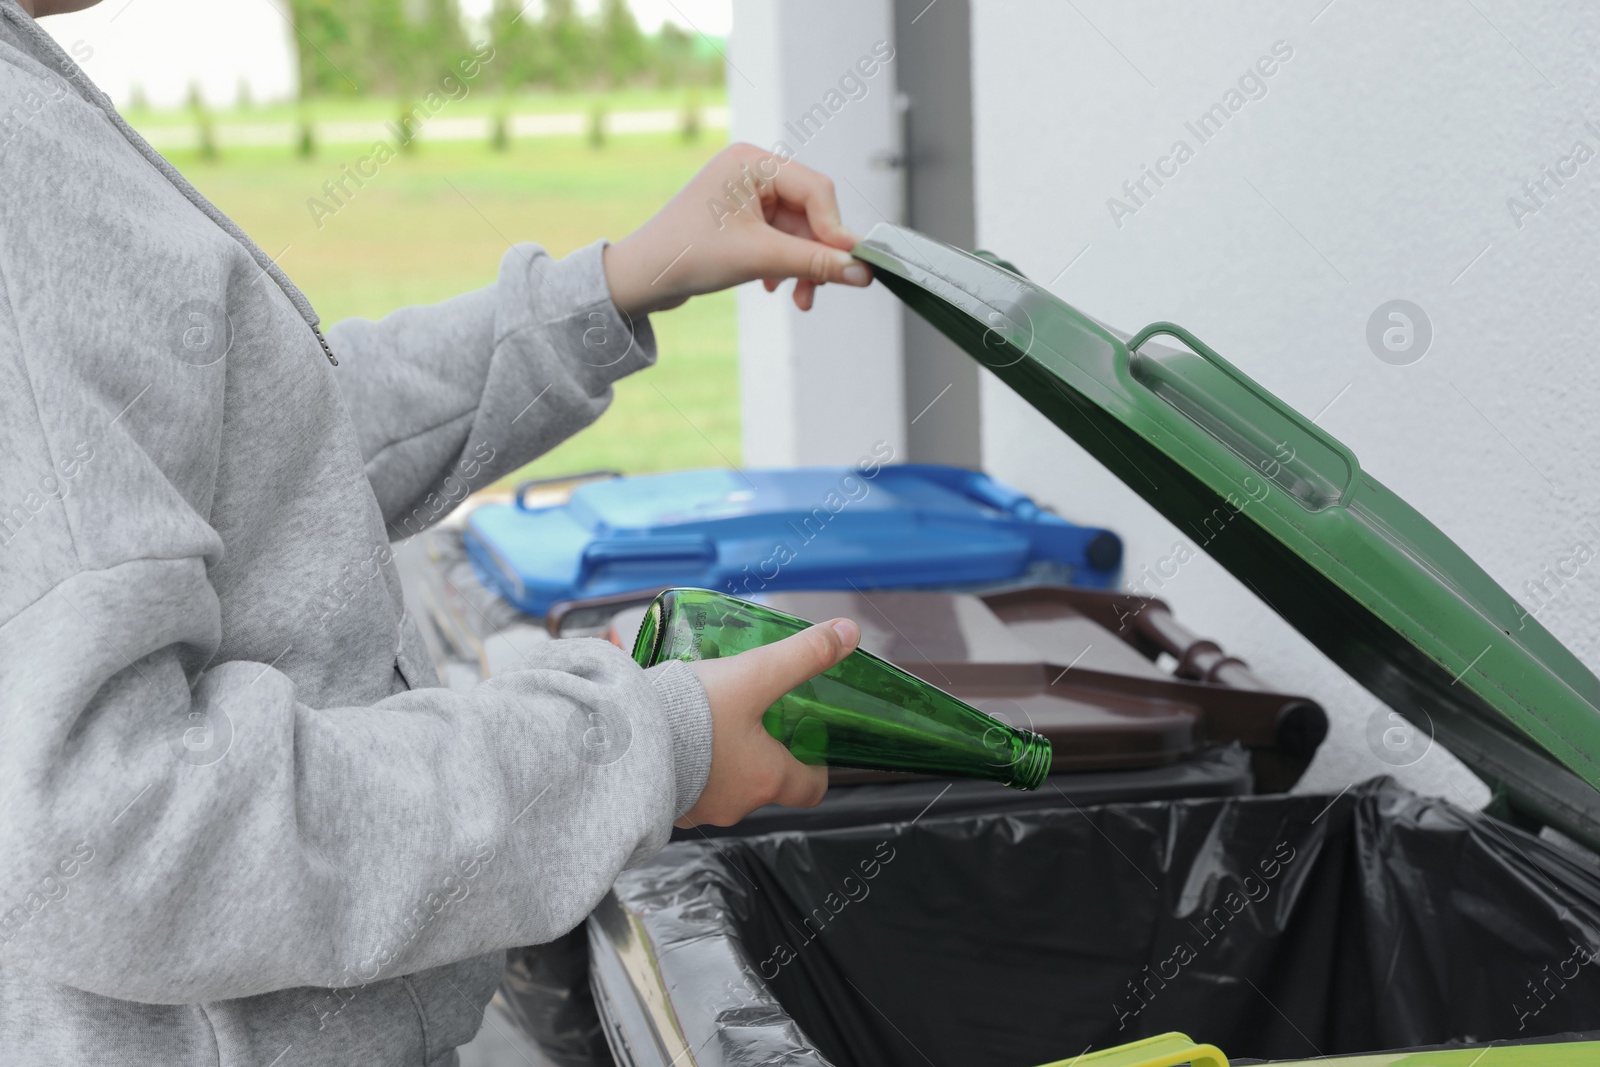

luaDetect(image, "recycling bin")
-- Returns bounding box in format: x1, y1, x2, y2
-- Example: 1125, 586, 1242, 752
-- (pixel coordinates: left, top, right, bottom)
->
403, 464, 1122, 686
574, 224, 1600, 1067
462, 464, 1123, 617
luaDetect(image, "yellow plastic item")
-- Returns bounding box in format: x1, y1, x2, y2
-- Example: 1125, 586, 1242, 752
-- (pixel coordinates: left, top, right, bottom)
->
1034, 1032, 1229, 1067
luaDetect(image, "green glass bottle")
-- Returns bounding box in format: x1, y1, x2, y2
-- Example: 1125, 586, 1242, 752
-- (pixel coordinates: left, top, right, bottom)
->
631, 588, 1051, 791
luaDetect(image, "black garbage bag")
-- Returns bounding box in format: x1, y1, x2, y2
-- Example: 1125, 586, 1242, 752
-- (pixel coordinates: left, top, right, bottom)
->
498, 932, 610, 1067
602, 779, 1600, 1066
514, 746, 1255, 1064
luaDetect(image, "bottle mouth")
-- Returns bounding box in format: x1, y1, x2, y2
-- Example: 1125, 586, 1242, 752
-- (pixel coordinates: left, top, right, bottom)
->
1007, 732, 1053, 792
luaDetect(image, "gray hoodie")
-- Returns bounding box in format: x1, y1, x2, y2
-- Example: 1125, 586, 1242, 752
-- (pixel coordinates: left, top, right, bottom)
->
0, 5, 712, 1064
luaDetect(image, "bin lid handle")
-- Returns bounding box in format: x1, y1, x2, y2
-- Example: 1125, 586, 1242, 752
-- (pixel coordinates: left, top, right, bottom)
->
1033, 1032, 1228, 1067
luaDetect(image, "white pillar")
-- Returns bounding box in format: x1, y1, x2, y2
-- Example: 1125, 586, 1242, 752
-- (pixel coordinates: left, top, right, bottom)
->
728, 0, 906, 467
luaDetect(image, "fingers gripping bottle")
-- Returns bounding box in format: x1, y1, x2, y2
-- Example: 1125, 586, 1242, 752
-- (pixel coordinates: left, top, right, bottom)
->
632, 588, 1051, 790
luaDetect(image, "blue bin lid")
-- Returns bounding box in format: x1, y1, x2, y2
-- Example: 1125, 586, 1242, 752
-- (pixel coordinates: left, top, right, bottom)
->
463, 464, 1121, 616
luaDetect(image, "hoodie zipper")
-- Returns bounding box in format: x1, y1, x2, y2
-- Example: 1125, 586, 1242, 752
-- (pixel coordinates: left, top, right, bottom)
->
313, 326, 339, 366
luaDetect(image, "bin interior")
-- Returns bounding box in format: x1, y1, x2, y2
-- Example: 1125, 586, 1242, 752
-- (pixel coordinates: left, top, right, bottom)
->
677, 780, 1600, 1066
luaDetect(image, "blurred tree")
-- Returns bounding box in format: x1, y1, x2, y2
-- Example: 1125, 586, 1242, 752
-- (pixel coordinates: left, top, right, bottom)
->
291, 0, 476, 98
288, 0, 361, 96
367, 0, 412, 93
296, 99, 317, 158
487, 0, 544, 91
418, 0, 471, 87
188, 81, 217, 160
539, 0, 592, 90
289, 0, 726, 99
653, 21, 693, 88
598, 0, 646, 86
679, 85, 700, 142
491, 101, 510, 151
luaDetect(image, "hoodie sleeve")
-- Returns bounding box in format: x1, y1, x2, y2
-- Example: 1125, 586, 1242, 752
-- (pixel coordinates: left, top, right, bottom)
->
0, 533, 713, 1003
326, 240, 654, 536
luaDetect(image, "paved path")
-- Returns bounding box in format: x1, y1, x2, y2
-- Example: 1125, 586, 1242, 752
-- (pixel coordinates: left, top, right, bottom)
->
141, 105, 730, 150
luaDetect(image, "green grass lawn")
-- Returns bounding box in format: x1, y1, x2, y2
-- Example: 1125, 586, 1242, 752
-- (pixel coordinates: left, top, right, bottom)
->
164, 131, 738, 485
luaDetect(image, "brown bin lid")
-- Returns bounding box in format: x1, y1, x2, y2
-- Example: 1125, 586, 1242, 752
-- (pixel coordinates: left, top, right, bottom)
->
897, 660, 1198, 771
763, 589, 1166, 678
605, 586, 1326, 790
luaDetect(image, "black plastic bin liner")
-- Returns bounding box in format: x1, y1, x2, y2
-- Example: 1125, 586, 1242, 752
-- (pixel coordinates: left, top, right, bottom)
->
499, 933, 611, 1067
608, 778, 1600, 1066
507, 745, 1254, 1064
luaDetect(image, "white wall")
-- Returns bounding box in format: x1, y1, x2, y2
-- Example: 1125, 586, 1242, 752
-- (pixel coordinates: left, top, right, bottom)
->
728, 1, 906, 467
967, 0, 1600, 802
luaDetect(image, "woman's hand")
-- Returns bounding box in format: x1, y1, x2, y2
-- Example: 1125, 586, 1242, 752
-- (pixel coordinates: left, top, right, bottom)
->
603, 143, 873, 317
675, 617, 861, 829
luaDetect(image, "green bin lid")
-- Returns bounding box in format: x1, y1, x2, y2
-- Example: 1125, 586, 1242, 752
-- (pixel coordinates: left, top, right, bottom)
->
854, 223, 1600, 850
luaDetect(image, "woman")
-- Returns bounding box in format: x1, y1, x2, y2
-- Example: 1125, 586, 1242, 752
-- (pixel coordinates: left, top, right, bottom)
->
0, 0, 870, 1062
